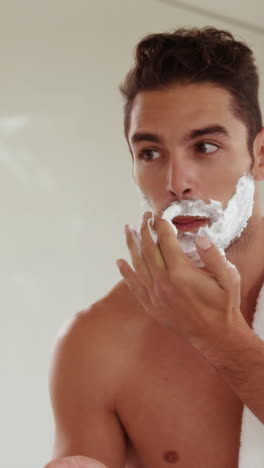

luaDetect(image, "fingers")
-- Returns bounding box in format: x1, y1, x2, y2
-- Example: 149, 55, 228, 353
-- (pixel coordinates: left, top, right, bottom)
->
139, 212, 166, 274
125, 223, 153, 290
117, 212, 168, 310
124, 212, 166, 284
195, 237, 241, 308
153, 217, 187, 271
116, 258, 152, 309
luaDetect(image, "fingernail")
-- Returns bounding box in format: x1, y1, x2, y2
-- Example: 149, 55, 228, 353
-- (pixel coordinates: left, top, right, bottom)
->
196, 236, 212, 251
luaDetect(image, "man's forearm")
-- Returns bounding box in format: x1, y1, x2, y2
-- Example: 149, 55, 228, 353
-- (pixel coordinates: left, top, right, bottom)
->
191, 316, 264, 424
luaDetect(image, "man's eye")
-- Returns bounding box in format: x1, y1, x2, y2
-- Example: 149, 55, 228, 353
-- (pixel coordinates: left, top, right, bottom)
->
195, 142, 219, 154
137, 149, 161, 161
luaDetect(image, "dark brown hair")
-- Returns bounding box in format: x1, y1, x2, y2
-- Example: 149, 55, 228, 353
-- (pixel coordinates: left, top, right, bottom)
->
119, 27, 262, 153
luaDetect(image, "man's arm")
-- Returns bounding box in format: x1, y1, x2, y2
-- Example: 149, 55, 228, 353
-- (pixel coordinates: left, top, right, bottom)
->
45, 455, 107, 468
48, 306, 127, 468
191, 316, 264, 424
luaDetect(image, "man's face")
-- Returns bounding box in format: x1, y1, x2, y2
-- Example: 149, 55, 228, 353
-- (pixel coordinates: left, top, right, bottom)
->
128, 82, 253, 219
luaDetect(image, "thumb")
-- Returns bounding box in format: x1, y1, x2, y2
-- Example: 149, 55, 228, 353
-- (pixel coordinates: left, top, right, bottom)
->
45, 455, 108, 468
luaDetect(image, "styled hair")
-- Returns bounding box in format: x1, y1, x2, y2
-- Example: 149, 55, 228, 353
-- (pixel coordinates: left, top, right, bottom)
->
119, 27, 262, 153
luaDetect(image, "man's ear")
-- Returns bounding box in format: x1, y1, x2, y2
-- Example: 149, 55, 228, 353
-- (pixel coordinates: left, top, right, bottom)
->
252, 127, 264, 181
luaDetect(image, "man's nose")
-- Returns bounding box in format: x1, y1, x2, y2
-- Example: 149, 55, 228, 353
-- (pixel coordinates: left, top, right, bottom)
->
166, 157, 196, 200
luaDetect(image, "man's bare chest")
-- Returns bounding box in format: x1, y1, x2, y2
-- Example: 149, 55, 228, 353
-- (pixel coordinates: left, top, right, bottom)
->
116, 329, 243, 468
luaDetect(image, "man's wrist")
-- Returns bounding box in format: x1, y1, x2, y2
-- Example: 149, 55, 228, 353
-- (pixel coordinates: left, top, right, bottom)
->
188, 311, 253, 368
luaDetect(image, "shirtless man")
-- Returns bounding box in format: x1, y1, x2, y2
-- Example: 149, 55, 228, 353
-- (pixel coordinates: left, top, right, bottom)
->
45, 27, 264, 468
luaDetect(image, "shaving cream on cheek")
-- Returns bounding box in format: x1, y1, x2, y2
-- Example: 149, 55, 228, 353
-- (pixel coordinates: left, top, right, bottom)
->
138, 173, 255, 268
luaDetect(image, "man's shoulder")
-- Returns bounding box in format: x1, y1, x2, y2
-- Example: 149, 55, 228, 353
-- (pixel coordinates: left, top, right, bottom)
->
85, 279, 148, 326
50, 280, 149, 411
55, 280, 149, 370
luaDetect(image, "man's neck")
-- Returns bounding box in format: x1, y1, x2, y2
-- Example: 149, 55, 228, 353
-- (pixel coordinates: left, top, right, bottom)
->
226, 218, 264, 326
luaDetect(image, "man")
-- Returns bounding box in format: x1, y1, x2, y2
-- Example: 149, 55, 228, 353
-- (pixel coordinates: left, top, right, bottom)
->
45, 27, 264, 468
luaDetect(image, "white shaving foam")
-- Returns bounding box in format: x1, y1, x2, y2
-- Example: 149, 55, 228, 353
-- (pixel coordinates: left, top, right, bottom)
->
136, 173, 255, 268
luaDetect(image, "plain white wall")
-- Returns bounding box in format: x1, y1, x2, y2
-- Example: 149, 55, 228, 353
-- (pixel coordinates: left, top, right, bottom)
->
1, 1, 264, 468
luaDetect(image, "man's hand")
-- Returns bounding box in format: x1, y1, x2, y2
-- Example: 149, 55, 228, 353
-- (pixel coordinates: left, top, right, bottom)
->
45, 455, 108, 468
117, 211, 246, 348
115, 210, 264, 427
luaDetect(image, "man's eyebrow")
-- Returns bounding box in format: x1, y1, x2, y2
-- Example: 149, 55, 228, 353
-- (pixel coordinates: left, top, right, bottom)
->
130, 125, 230, 146
184, 125, 230, 141
130, 132, 164, 145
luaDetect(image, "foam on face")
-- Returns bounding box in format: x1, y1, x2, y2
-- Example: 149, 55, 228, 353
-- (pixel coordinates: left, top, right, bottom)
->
136, 173, 255, 268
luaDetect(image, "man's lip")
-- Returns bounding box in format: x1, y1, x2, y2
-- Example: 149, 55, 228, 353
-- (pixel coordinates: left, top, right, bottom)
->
171, 216, 210, 233
172, 216, 208, 224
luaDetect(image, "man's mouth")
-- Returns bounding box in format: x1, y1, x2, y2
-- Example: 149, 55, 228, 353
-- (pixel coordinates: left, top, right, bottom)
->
172, 216, 209, 233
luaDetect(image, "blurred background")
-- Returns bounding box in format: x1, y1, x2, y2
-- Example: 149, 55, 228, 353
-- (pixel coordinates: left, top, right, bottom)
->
1, 1, 264, 467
